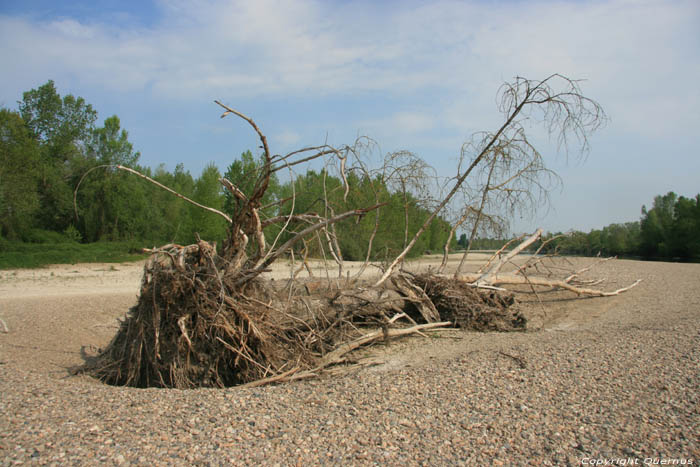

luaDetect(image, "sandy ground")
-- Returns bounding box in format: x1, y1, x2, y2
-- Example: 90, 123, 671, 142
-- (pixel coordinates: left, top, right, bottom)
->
0, 253, 492, 373
1, 254, 698, 464
0, 253, 691, 375
0, 253, 490, 372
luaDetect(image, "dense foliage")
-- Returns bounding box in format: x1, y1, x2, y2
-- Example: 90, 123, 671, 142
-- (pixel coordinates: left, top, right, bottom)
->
472, 192, 699, 262
537, 221, 642, 258
639, 192, 700, 260
1, 81, 454, 262
274, 169, 455, 261
2, 81, 696, 264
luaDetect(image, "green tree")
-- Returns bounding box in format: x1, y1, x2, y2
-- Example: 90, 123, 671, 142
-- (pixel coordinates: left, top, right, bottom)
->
190, 163, 228, 243
427, 215, 453, 254
147, 163, 196, 244
223, 150, 280, 219
640, 192, 677, 258
274, 169, 332, 254
274, 168, 456, 261
18, 81, 97, 232
89, 115, 140, 167
669, 195, 700, 260
0, 109, 42, 239
601, 224, 622, 255
457, 233, 468, 249
588, 229, 603, 255
78, 115, 143, 241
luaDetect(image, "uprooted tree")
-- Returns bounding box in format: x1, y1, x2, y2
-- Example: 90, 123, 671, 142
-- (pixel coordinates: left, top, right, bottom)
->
80, 74, 640, 388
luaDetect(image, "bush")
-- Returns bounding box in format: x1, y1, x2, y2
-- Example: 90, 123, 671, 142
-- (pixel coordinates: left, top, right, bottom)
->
63, 225, 83, 243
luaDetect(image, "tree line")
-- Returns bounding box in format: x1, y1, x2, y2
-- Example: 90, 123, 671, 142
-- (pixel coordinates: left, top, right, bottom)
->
540, 191, 700, 261
4, 81, 695, 263
470, 192, 699, 262
0, 81, 454, 259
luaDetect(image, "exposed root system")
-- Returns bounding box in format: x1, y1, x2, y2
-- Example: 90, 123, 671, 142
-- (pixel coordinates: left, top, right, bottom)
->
82, 244, 528, 388
414, 274, 527, 332
75, 77, 638, 389
86, 241, 301, 388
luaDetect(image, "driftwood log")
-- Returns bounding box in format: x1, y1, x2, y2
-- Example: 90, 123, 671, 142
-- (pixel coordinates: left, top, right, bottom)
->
79, 76, 639, 388
82, 229, 638, 388
84, 239, 533, 388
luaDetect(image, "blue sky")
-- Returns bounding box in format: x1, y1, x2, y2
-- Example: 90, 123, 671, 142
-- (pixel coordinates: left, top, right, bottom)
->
1, 0, 698, 234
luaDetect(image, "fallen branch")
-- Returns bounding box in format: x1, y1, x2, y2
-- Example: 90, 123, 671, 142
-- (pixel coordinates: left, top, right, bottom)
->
563, 255, 616, 283
240, 321, 452, 388
456, 273, 641, 297
116, 165, 233, 223
475, 234, 526, 275
319, 321, 452, 366
475, 228, 543, 285
392, 274, 441, 323
238, 366, 313, 389
238, 203, 386, 285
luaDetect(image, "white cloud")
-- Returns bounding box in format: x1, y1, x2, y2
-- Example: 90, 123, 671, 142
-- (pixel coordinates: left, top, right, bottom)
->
3, 0, 698, 106
50, 18, 97, 38
361, 110, 435, 135
273, 129, 302, 147
2, 0, 699, 233
2, 0, 698, 156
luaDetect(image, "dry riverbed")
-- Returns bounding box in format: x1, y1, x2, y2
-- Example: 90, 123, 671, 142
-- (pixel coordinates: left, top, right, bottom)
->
1, 256, 698, 465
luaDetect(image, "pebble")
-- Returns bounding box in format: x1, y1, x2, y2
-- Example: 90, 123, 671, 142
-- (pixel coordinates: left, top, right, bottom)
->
1, 260, 699, 464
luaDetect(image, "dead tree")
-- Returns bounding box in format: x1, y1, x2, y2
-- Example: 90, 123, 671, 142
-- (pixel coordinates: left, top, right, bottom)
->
376, 74, 607, 286
382, 150, 440, 253
438, 136, 560, 276
80, 74, 639, 389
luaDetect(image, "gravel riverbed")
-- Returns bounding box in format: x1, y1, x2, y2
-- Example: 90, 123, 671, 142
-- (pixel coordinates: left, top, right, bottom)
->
1, 258, 698, 465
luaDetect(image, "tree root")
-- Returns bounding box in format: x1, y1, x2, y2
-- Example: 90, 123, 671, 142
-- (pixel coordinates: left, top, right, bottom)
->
239, 321, 452, 388
80, 242, 534, 388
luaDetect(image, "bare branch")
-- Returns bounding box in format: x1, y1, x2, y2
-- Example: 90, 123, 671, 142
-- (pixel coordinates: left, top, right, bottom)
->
235, 203, 386, 285
376, 75, 605, 286
475, 229, 543, 285
456, 273, 641, 297
239, 321, 452, 389
79, 164, 234, 224
215, 100, 270, 162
